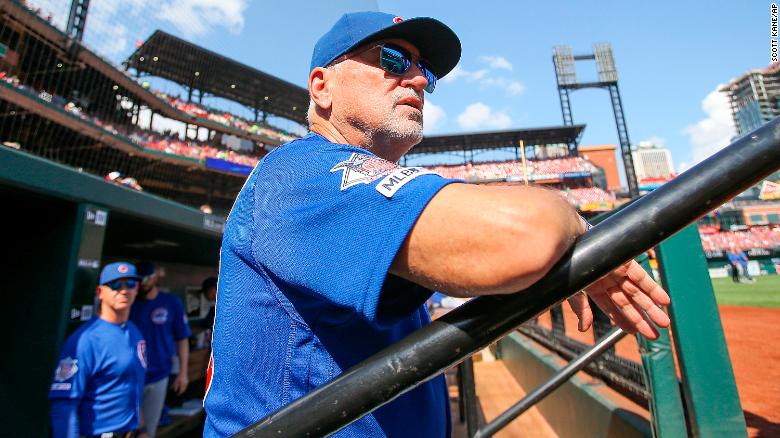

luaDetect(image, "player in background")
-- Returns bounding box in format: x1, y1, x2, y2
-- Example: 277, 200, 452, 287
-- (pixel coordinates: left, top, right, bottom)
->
49, 262, 148, 438
130, 261, 191, 438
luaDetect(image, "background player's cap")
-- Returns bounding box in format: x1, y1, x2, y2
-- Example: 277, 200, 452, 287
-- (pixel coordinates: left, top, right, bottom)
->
310, 11, 461, 79
135, 260, 156, 277
100, 262, 141, 285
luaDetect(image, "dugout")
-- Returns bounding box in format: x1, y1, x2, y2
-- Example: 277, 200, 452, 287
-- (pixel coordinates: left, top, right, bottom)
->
0, 145, 223, 437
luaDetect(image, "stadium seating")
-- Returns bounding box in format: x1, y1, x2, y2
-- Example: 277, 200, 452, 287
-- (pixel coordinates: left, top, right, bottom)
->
154, 91, 297, 143
428, 157, 595, 182
0, 71, 260, 168
698, 226, 780, 251
560, 187, 616, 205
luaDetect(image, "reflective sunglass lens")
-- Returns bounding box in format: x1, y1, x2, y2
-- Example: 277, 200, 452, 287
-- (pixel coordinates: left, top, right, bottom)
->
423, 68, 436, 93
106, 279, 138, 289
379, 45, 437, 94
380, 46, 410, 75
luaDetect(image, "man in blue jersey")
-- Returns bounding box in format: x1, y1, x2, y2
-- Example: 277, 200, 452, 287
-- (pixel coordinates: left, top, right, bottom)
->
130, 262, 191, 437
205, 11, 672, 437
49, 262, 148, 438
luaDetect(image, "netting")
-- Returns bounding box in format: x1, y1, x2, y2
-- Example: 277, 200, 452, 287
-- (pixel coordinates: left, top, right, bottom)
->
0, 0, 307, 214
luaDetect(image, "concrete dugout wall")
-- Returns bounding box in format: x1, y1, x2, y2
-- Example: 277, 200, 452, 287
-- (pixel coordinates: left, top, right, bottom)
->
497, 332, 651, 438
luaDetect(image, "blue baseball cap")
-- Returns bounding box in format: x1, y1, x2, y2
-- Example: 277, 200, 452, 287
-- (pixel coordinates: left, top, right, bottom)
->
100, 262, 141, 285
310, 11, 461, 79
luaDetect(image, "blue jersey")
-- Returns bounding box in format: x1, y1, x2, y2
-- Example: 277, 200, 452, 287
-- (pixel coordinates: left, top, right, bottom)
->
129, 292, 191, 383
204, 134, 457, 437
49, 318, 146, 438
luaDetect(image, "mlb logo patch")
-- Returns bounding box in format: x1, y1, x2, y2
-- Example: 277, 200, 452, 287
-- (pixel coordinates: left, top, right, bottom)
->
54, 357, 78, 382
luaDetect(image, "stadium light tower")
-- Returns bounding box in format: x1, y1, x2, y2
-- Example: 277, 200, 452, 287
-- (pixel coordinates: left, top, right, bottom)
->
553, 43, 639, 197
66, 0, 91, 42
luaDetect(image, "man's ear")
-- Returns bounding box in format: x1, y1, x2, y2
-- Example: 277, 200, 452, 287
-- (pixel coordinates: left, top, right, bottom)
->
309, 67, 333, 112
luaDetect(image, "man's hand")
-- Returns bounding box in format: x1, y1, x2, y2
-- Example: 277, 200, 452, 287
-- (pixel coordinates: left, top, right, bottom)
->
171, 373, 189, 395
567, 259, 671, 339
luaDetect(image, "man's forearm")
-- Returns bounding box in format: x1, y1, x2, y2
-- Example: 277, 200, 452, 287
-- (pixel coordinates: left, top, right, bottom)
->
391, 183, 586, 296
176, 339, 189, 377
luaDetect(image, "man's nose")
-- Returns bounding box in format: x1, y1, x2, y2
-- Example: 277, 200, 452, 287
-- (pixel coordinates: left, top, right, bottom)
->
402, 63, 429, 92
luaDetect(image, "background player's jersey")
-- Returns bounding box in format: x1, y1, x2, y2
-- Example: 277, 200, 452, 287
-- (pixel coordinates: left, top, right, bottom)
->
49, 317, 146, 437
130, 292, 191, 383
204, 133, 458, 437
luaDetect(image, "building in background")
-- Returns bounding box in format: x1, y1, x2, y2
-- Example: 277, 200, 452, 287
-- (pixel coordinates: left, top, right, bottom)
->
631, 141, 675, 192
720, 62, 780, 135
578, 144, 620, 192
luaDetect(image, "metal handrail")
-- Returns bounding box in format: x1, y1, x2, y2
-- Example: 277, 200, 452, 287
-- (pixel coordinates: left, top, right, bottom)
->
236, 118, 780, 437
473, 327, 626, 438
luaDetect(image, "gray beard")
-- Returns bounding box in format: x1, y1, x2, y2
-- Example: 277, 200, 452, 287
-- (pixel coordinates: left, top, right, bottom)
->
373, 114, 423, 146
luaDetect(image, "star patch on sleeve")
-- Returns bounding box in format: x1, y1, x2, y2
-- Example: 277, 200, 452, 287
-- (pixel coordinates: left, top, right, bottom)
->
330, 153, 399, 190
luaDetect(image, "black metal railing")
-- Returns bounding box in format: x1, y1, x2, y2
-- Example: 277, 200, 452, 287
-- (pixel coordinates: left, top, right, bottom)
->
473, 327, 627, 438
236, 118, 780, 437
518, 321, 649, 404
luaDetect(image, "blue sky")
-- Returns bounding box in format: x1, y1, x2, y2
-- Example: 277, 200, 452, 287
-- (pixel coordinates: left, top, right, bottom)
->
34, 0, 768, 184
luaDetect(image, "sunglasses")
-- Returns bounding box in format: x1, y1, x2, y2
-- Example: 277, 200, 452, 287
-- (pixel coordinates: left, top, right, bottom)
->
334, 43, 437, 94
105, 279, 139, 290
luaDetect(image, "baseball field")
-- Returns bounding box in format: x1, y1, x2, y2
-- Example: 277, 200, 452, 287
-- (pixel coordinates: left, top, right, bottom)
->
541, 274, 780, 437
711, 275, 780, 308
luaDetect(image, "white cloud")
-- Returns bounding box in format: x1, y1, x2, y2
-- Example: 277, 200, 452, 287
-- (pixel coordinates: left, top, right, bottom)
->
423, 100, 446, 134
481, 77, 526, 95
442, 63, 525, 96
157, 0, 249, 38
682, 86, 737, 168
479, 56, 513, 71
457, 103, 512, 131
442, 65, 489, 83
91, 0, 165, 55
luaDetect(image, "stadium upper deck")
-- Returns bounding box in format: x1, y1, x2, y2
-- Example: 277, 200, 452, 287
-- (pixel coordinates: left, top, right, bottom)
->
0, 0, 309, 213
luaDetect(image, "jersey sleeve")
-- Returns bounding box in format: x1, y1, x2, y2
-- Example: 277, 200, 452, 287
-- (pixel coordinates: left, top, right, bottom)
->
246, 143, 458, 328
48, 330, 94, 400
170, 295, 192, 341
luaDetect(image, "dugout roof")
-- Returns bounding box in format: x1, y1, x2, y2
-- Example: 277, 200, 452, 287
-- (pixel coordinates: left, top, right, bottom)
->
126, 31, 309, 125
411, 125, 585, 155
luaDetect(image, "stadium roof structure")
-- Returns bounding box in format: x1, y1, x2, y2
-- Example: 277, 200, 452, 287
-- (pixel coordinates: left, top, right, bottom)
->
125, 30, 309, 125
411, 124, 586, 155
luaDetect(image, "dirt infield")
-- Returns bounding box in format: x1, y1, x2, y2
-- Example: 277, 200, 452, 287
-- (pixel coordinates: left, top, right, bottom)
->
538, 304, 780, 437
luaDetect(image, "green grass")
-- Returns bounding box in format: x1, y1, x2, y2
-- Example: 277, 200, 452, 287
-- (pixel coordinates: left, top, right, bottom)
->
710, 275, 780, 308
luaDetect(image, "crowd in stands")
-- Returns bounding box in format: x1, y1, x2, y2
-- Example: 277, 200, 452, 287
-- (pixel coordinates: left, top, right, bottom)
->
0, 71, 260, 168
428, 157, 596, 181
699, 226, 780, 252
560, 187, 616, 206
155, 92, 297, 143
424, 158, 614, 208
